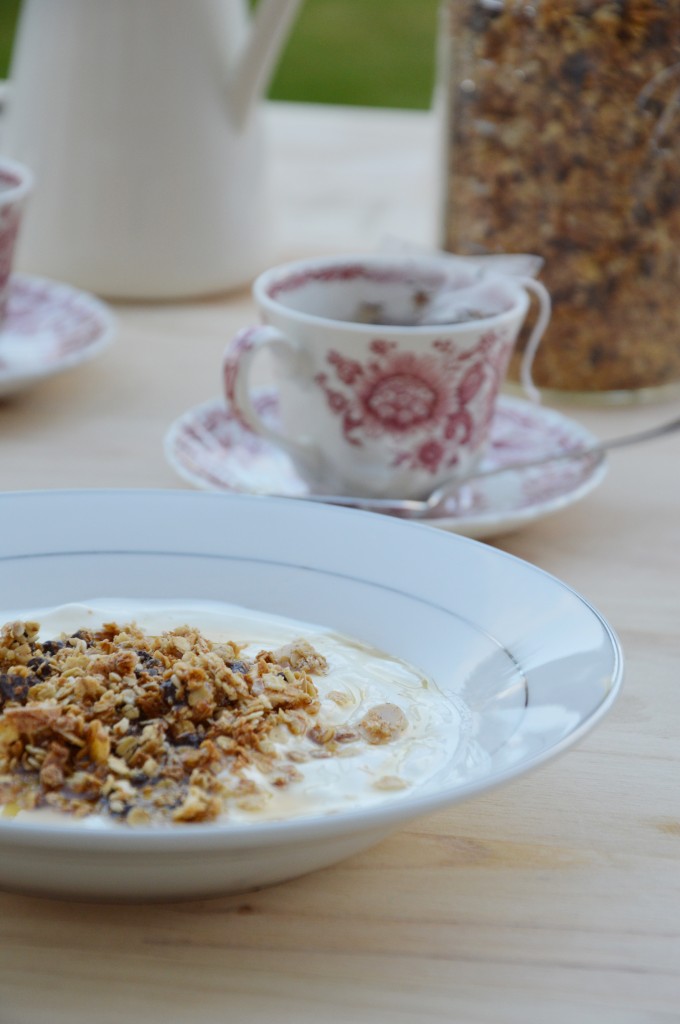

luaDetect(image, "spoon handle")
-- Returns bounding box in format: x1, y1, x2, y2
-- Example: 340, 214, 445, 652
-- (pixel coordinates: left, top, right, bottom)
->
414, 412, 680, 516
469, 413, 680, 482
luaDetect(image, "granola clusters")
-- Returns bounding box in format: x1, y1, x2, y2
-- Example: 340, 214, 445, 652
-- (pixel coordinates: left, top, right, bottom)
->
0, 619, 405, 825
443, 0, 680, 393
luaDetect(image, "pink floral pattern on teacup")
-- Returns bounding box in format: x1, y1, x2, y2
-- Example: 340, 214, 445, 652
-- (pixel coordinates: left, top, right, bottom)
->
0, 162, 32, 319
0, 205, 22, 315
314, 330, 514, 474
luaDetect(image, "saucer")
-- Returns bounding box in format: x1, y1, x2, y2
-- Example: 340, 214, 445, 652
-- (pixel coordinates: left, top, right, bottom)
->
0, 274, 116, 396
165, 390, 608, 539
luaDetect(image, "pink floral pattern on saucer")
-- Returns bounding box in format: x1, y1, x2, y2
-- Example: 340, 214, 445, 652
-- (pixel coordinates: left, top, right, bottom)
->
164, 390, 608, 539
0, 274, 115, 395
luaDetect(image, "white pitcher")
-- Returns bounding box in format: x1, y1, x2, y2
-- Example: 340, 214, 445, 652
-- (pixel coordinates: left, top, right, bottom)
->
0, 0, 301, 299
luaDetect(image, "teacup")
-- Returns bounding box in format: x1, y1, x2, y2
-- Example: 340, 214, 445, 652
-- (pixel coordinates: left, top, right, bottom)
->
0, 158, 33, 322
223, 254, 550, 499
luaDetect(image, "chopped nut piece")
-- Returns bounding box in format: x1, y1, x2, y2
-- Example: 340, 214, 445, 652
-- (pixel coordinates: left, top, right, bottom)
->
270, 639, 328, 675
87, 720, 110, 764
327, 690, 353, 707
307, 724, 336, 746
373, 775, 409, 792
357, 703, 408, 745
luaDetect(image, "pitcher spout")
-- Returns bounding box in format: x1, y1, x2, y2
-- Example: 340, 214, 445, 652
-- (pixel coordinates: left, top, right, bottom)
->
228, 0, 302, 129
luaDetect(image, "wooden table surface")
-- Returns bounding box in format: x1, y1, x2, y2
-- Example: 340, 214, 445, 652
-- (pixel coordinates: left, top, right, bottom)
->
1, 102, 679, 1024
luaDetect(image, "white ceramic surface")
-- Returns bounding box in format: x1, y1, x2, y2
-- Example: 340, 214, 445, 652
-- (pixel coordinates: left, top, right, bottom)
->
0, 274, 115, 396
224, 254, 550, 498
0, 490, 622, 901
165, 391, 608, 540
2, 0, 301, 298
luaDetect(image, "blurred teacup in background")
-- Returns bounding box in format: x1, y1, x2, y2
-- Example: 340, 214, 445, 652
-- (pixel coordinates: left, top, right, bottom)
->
223, 254, 550, 499
0, 157, 32, 322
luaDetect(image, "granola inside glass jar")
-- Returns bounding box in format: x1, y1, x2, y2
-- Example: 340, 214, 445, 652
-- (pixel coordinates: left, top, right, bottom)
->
441, 0, 680, 401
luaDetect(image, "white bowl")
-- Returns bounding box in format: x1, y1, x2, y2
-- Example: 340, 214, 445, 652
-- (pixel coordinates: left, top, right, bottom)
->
0, 490, 622, 901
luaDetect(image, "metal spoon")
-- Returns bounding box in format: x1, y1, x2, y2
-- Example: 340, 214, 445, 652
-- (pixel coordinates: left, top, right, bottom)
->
302, 414, 680, 520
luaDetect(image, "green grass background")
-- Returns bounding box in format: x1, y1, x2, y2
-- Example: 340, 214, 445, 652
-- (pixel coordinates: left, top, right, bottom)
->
0, 0, 440, 110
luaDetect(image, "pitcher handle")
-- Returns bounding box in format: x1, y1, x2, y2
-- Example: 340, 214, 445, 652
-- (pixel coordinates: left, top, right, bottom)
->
228, 0, 302, 129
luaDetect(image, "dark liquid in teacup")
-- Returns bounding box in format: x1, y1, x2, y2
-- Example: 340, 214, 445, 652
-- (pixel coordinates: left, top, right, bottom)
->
352, 299, 490, 327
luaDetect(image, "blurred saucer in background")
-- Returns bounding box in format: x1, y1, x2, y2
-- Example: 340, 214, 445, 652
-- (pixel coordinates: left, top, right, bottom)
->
0, 274, 115, 397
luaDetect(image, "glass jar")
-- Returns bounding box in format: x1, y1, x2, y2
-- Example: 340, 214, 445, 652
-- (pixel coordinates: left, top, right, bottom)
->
441, 0, 680, 401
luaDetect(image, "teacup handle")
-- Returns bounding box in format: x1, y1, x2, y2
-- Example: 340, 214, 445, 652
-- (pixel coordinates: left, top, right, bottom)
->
517, 276, 551, 403
223, 325, 323, 471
